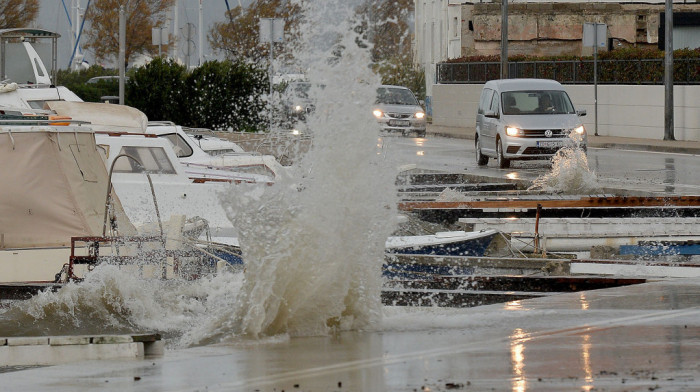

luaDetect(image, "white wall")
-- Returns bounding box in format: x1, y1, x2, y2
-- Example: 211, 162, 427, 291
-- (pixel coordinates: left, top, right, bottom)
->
415, 0, 464, 112
431, 83, 700, 141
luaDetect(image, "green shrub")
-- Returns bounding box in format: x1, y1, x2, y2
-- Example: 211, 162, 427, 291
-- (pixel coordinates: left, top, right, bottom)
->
56, 65, 118, 102
440, 48, 700, 84
374, 59, 426, 101
126, 58, 189, 124
184, 60, 268, 132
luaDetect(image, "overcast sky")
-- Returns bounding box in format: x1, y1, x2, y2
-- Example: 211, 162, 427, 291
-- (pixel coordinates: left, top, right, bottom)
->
34, 0, 249, 69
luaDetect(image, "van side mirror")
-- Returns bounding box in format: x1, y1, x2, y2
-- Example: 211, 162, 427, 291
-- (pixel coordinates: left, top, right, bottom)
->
484, 110, 499, 119
577, 109, 587, 117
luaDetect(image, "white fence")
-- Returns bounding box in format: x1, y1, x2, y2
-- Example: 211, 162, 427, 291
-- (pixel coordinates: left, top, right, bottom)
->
431, 84, 700, 141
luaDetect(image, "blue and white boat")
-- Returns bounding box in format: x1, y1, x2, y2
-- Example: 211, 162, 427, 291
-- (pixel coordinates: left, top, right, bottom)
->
385, 229, 500, 257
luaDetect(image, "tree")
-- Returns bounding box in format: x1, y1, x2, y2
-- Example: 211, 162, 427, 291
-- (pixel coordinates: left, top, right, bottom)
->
356, 0, 414, 64
208, 0, 303, 63
83, 0, 174, 67
0, 0, 39, 28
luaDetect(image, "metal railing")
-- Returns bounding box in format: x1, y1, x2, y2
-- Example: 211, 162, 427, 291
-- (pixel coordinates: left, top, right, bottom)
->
437, 58, 700, 85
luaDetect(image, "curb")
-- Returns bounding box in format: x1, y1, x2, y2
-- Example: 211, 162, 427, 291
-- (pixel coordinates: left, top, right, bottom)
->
426, 127, 700, 155
591, 142, 700, 156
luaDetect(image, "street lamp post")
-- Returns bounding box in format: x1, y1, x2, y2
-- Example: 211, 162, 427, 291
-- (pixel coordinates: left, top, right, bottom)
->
500, 0, 508, 79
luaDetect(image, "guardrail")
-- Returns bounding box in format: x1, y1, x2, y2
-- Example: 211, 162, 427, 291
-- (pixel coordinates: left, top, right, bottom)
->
437, 58, 700, 85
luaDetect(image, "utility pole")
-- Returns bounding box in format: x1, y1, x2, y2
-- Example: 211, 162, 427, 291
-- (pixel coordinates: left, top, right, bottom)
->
71, 0, 82, 70
198, 0, 203, 66
500, 0, 508, 79
170, 0, 179, 62
664, 0, 675, 140
119, 5, 125, 105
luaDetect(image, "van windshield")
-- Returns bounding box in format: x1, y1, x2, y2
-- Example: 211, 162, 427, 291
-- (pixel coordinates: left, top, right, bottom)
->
501, 90, 575, 115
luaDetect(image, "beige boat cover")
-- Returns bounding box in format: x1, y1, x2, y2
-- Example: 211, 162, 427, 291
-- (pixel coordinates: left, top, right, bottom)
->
46, 101, 148, 132
0, 127, 136, 248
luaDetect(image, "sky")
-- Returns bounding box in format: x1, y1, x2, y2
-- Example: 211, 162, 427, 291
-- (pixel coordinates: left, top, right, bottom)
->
33, 0, 251, 69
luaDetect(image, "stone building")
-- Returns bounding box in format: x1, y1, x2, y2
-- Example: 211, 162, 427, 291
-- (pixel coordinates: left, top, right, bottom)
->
415, 0, 700, 110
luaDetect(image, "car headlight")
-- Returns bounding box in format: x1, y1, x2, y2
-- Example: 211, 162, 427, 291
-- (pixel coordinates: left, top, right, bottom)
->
415, 112, 425, 119
573, 125, 585, 134
373, 109, 383, 118
505, 126, 523, 137
294, 105, 304, 113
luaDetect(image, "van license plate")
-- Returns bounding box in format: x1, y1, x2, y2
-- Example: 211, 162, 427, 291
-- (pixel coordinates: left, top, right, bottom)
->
389, 120, 410, 127
537, 141, 564, 148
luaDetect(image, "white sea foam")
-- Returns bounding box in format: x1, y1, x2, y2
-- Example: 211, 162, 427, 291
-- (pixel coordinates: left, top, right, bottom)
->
529, 136, 599, 194
183, 0, 398, 343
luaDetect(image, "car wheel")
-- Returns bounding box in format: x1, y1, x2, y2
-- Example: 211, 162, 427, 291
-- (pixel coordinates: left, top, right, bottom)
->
475, 137, 488, 166
417, 131, 426, 138
497, 138, 510, 169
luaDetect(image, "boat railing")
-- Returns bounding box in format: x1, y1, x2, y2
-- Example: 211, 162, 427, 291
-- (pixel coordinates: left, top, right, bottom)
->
0, 118, 91, 126
66, 235, 217, 282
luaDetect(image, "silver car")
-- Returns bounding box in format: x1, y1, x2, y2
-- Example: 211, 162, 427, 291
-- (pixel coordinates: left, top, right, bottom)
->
374, 85, 427, 137
475, 79, 587, 168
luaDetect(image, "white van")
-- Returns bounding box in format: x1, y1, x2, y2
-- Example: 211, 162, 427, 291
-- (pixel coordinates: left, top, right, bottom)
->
475, 79, 587, 168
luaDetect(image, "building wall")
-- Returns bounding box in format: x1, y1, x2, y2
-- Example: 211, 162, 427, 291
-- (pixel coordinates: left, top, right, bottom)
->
469, 3, 699, 57
415, 0, 463, 112
431, 83, 700, 141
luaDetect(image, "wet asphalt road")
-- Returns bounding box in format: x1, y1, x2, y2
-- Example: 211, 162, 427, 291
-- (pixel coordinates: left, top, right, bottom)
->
379, 134, 700, 195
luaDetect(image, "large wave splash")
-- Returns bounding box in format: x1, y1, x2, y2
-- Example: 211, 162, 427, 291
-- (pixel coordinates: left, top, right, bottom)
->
529, 134, 599, 194
1, 0, 397, 347
180, 1, 398, 344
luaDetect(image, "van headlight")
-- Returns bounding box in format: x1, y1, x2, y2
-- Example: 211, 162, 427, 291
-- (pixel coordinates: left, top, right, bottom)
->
506, 126, 523, 137
415, 112, 425, 119
373, 109, 383, 118
573, 125, 585, 134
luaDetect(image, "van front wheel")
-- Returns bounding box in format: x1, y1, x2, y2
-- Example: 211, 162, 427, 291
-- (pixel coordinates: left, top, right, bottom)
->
497, 139, 510, 169
475, 137, 488, 166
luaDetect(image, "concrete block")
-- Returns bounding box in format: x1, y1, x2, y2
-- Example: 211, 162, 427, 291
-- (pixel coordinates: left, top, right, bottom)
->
0, 342, 145, 366
144, 340, 165, 356
7, 337, 48, 346
92, 335, 133, 344
49, 336, 91, 346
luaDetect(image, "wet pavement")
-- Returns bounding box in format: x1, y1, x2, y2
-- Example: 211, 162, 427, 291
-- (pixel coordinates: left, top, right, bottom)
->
2, 277, 700, 391
2, 126, 698, 391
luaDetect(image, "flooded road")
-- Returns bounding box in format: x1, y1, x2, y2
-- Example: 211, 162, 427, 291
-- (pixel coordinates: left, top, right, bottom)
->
3, 279, 700, 391
380, 135, 700, 195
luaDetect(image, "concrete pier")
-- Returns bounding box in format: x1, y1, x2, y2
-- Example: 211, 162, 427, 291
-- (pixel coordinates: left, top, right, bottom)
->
0, 334, 163, 367
1, 279, 699, 391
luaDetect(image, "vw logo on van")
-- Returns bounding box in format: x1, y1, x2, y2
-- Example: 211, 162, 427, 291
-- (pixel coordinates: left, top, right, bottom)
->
544, 129, 553, 138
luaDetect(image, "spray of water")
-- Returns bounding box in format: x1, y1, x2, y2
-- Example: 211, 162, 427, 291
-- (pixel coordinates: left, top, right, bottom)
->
0, 265, 225, 339
529, 135, 599, 194
1, 0, 396, 346
181, 1, 398, 343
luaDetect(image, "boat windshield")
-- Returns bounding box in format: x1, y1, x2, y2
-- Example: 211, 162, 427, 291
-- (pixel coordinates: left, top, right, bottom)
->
501, 90, 575, 115
226, 164, 275, 178
112, 146, 177, 174
159, 133, 194, 157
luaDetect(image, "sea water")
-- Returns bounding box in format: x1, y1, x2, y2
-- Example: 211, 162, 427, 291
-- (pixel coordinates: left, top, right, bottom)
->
529, 133, 599, 194
0, 0, 398, 347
